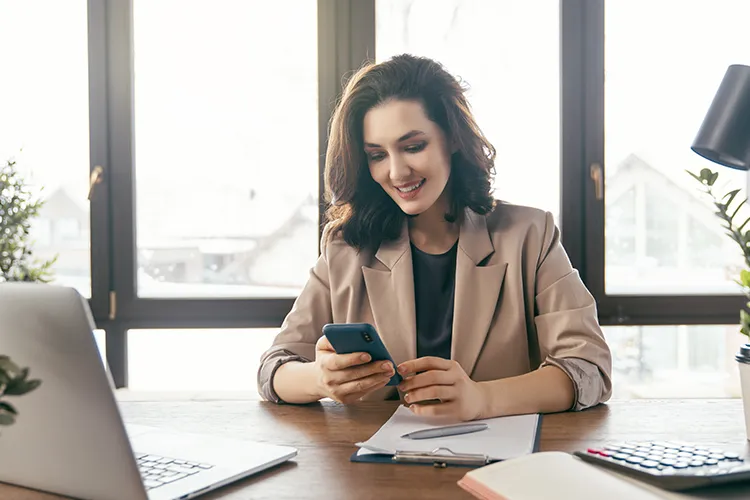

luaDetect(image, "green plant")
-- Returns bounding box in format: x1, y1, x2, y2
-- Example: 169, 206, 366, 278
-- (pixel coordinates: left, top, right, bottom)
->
688, 167, 750, 338
0, 157, 57, 283
0, 355, 42, 426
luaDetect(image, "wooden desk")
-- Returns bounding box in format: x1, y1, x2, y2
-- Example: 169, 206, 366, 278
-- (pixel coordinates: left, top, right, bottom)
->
2, 399, 748, 499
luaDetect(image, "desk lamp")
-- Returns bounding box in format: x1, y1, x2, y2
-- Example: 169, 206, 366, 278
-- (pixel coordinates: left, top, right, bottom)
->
691, 63, 750, 439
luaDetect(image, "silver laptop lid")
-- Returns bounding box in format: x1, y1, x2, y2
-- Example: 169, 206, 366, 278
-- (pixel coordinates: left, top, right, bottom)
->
0, 283, 147, 500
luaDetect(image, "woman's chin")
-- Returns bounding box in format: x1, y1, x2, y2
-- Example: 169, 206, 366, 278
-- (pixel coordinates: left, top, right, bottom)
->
396, 200, 429, 216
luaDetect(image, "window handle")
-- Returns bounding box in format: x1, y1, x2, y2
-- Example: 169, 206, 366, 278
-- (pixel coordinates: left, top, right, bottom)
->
88, 165, 104, 200
590, 162, 603, 200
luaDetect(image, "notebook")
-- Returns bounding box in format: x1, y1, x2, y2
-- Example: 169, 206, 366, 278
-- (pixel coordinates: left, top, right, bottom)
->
457, 452, 750, 500
353, 405, 541, 466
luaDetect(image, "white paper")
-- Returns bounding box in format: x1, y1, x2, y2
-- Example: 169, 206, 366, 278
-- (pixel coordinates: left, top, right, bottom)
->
356, 405, 540, 461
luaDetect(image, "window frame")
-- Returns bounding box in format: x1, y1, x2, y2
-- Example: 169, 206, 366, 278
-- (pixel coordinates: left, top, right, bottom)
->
78, 0, 741, 388
575, 0, 744, 326
87, 0, 376, 386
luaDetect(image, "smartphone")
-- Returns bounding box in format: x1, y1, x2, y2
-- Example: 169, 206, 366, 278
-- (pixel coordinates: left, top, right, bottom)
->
322, 323, 402, 386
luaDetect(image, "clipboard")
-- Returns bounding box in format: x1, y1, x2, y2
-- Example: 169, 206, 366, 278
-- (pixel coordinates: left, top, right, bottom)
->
350, 414, 543, 468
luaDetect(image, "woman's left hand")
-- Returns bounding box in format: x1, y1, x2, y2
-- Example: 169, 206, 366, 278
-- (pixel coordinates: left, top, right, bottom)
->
396, 357, 488, 422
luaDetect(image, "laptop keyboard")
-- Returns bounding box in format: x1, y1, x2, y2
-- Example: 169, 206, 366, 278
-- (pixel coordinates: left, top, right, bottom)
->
135, 453, 215, 490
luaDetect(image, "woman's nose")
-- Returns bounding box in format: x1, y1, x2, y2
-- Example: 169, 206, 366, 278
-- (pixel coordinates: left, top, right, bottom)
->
389, 154, 411, 180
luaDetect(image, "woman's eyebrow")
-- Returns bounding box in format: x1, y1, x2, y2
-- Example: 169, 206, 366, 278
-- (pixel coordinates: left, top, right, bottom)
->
364, 130, 426, 148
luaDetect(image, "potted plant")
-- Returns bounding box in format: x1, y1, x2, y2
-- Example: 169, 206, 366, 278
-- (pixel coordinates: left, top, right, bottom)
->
688, 167, 750, 437
687, 168, 750, 333
0, 157, 57, 283
1, 156, 52, 428
0, 356, 41, 426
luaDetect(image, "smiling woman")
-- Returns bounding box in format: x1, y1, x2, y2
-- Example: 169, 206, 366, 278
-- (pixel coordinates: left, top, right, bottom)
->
258, 54, 612, 422
324, 55, 496, 254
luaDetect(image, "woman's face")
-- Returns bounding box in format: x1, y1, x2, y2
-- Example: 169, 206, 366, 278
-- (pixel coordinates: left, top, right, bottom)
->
363, 99, 452, 216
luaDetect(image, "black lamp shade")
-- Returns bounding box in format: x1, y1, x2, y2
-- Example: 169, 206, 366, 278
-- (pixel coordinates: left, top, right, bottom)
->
691, 64, 750, 170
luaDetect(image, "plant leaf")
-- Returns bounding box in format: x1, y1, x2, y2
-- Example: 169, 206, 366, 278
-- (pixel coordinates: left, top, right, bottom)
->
686, 170, 703, 182
0, 357, 20, 376
729, 197, 747, 222
0, 410, 16, 426
4, 377, 41, 396
0, 401, 17, 415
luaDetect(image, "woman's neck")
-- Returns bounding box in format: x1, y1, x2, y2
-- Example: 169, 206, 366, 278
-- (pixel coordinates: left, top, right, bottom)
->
408, 193, 459, 254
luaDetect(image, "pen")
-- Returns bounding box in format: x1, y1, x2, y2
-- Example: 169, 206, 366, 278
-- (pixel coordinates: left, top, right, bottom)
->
400, 423, 489, 440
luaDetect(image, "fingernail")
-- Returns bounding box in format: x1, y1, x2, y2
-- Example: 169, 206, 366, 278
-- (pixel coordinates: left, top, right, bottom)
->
398, 365, 407, 374
361, 354, 371, 362
381, 362, 391, 371
404, 393, 410, 403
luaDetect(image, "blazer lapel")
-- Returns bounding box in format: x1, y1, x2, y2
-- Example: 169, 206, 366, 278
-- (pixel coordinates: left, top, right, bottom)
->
361, 223, 417, 367
452, 210, 508, 376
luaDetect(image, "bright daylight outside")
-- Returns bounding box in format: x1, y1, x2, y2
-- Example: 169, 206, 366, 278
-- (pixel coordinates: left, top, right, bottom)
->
602, 0, 750, 399
1, 0, 749, 397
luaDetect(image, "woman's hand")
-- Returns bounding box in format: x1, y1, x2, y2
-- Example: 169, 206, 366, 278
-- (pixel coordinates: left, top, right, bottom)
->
313, 336, 395, 404
397, 357, 487, 421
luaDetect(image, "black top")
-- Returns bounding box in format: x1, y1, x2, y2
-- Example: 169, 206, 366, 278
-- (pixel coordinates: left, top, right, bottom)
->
411, 242, 458, 360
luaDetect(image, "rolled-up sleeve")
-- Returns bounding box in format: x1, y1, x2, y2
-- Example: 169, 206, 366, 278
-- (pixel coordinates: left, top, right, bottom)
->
533, 212, 613, 410
257, 247, 333, 403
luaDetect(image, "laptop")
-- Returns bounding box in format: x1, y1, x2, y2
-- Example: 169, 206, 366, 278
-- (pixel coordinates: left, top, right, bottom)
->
0, 283, 297, 500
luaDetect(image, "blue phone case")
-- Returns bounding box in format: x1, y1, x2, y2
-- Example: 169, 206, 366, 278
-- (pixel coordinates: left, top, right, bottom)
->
322, 323, 402, 386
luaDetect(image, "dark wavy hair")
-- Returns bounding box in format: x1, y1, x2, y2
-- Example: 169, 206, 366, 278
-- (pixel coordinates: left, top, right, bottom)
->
323, 54, 496, 252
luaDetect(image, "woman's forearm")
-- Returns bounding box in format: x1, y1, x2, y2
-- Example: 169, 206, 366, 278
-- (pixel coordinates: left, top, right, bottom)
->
478, 365, 575, 418
272, 361, 323, 404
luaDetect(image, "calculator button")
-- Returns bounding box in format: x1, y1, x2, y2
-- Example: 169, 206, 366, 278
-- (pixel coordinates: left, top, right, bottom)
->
705, 459, 719, 465
660, 458, 678, 467
604, 445, 621, 451
633, 452, 650, 459
709, 454, 725, 460
673, 462, 689, 469
613, 453, 631, 461
693, 450, 710, 456
677, 452, 693, 459
626, 456, 645, 465
662, 453, 679, 460
640, 460, 660, 468
646, 455, 663, 461
724, 452, 741, 460
689, 460, 706, 467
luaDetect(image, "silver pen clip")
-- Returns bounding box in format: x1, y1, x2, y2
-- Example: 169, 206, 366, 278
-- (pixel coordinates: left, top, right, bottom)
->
392, 447, 491, 468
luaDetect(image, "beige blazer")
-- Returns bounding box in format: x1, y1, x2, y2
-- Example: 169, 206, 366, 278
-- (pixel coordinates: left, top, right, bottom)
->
258, 204, 612, 407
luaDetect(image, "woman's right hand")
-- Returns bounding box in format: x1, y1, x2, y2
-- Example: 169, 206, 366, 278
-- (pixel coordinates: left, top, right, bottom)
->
314, 335, 395, 403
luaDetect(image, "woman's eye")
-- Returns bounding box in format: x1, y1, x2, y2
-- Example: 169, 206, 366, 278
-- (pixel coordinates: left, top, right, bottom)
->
405, 142, 426, 153
368, 152, 386, 162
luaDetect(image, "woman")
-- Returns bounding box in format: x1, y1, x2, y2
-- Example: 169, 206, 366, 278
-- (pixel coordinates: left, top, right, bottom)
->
257, 54, 612, 421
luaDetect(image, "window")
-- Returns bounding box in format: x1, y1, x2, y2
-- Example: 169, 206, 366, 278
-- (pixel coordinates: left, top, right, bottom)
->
603, 0, 750, 296
127, 329, 278, 392
376, 0, 561, 221
605, 325, 740, 399
0, 1, 91, 296
133, 1, 318, 298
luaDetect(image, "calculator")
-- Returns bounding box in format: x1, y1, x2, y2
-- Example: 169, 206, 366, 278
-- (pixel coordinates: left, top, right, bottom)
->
573, 441, 750, 491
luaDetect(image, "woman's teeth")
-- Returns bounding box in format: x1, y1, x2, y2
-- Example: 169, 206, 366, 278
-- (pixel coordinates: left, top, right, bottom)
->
396, 180, 424, 193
